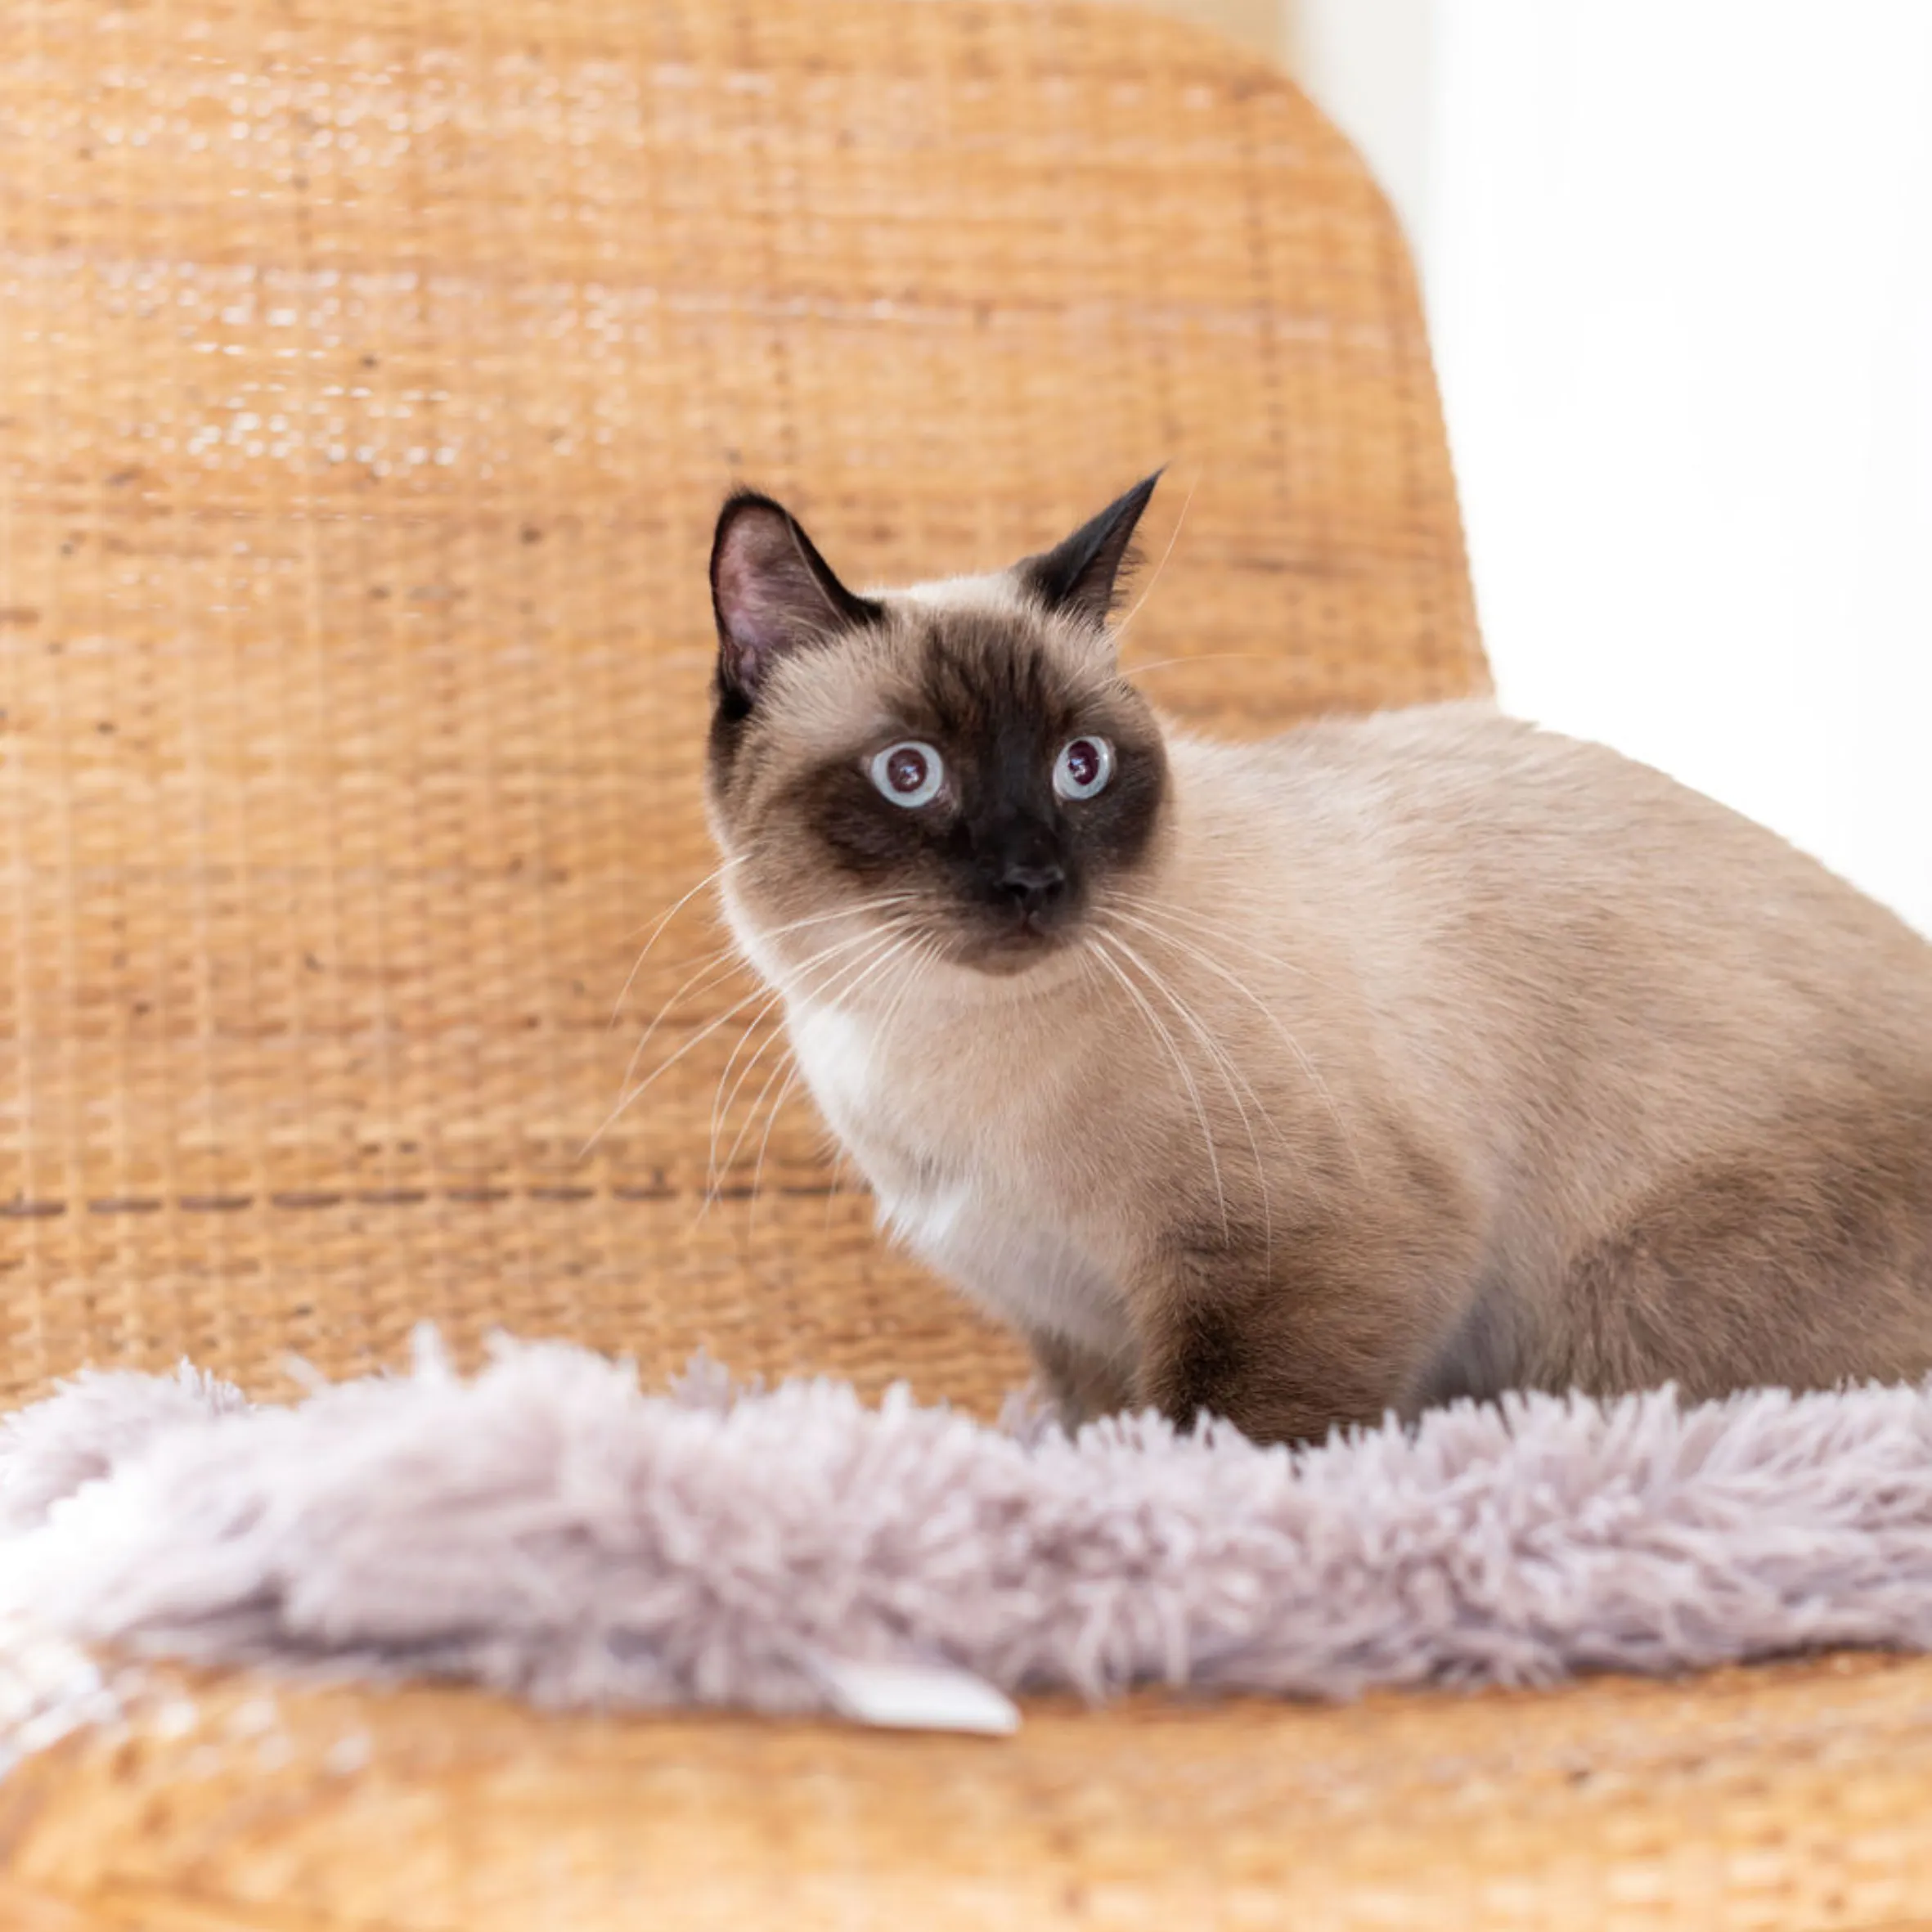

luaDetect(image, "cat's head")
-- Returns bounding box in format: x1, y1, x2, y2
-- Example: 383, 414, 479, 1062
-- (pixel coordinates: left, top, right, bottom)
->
705, 476, 1170, 995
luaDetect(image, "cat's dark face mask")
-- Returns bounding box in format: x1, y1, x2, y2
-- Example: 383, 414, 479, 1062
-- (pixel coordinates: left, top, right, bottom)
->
704, 476, 1171, 977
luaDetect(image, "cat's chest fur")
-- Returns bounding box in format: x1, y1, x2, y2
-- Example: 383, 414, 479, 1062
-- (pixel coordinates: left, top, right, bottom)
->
787, 998, 1130, 1359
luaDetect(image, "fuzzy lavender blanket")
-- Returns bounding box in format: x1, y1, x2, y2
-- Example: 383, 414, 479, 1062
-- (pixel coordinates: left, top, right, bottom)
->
4, 1329, 1932, 1724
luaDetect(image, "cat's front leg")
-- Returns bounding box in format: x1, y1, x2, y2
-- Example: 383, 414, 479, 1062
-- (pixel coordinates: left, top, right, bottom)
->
1027, 1329, 1136, 1431
1130, 1225, 1447, 1448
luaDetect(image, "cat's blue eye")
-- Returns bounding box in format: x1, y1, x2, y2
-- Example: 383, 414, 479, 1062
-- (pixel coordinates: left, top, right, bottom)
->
1053, 735, 1114, 802
869, 740, 946, 808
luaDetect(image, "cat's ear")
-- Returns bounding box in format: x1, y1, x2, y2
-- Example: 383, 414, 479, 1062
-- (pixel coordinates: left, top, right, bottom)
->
710, 491, 883, 709
1016, 470, 1163, 628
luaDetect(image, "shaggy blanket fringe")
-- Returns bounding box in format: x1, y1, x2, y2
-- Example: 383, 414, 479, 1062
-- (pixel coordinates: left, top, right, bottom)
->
4, 1330, 1932, 1717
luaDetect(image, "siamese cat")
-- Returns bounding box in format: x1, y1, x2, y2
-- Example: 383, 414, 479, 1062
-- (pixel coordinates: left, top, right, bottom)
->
702, 474, 1932, 1444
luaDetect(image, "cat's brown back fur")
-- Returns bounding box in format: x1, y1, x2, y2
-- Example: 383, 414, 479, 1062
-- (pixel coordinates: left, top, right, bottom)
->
1160, 704, 1932, 1419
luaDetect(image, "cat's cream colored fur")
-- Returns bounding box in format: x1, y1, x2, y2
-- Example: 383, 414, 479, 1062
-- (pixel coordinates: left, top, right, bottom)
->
706, 497, 1932, 1445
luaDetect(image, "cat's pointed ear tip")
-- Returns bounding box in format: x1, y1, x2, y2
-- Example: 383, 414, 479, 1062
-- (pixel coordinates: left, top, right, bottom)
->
710, 490, 808, 600
1110, 469, 1164, 523
712, 487, 788, 545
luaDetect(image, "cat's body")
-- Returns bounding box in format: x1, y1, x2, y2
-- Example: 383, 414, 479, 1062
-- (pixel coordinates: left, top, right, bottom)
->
703, 478, 1932, 1444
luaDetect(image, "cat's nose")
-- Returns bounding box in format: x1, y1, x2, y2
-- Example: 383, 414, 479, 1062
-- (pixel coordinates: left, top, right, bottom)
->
995, 860, 1067, 917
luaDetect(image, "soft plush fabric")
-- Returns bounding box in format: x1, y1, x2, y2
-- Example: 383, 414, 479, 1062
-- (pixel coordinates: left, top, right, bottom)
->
3, 1330, 1931, 1718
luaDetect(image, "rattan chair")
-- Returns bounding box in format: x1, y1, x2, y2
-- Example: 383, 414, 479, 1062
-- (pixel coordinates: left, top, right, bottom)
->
4, 1, 1930, 1924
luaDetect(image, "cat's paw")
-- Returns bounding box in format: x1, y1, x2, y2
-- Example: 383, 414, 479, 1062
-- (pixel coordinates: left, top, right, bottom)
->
996, 1377, 1073, 1445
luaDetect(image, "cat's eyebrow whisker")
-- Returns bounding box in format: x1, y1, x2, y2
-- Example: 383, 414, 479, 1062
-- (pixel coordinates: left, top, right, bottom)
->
1116, 649, 1282, 680
1109, 468, 1199, 647
1099, 927, 1274, 1269
780, 516, 857, 633
1088, 936, 1229, 1241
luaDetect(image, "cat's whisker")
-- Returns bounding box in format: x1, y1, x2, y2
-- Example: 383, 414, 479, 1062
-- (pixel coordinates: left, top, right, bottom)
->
1101, 923, 1280, 1129
757, 893, 923, 942
1099, 926, 1274, 1268
705, 920, 914, 1192
1087, 936, 1229, 1240
1117, 901, 1361, 1185
714, 1038, 798, 1207
706, 927, 883, 1169
744, 1061, 803, 1237
615, 946, 755, 1107
768, 928, 939, 1229
1109, 894, 1326, 1020
695, 1040, 798, 1229
609, 859, 739, 1027
717, 925, 929, 1216
582, 981, 780, 1159
621, 895, 918, 1105
1108, 902, 1328, 1066
620, 941, 744, 1041
815, 930, 924, 1026
1106, 900, 1362, 1176
682, 889, 923, 986
705, 985, 792, 1190
822, 1142, 858, 1233
1112, 892, 1336, 993
587, 925, 893, 1158
873, 932, 944, 1063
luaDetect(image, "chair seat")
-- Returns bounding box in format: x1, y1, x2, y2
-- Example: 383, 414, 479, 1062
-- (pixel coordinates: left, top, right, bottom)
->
7, 1653, 1932, 1929
5, 0, 1913, 1925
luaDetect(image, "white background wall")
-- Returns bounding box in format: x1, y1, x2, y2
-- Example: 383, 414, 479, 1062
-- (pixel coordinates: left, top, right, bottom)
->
1292, 1, 1932, 936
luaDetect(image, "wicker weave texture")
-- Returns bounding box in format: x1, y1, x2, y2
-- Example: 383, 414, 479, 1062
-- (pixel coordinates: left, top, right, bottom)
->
7, 1654, 1932, 1930
0, 0, 1482, 1411
9, 10, 1930, 1930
